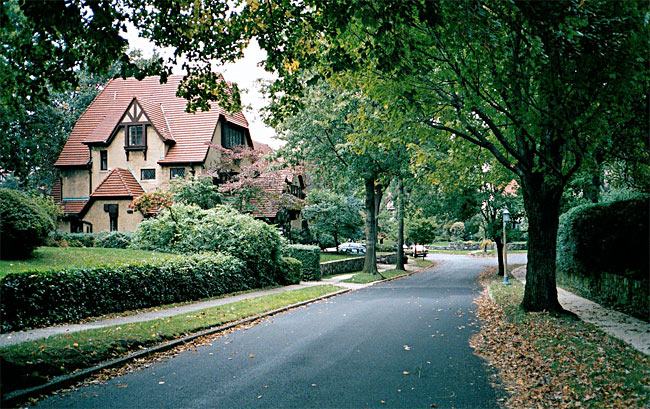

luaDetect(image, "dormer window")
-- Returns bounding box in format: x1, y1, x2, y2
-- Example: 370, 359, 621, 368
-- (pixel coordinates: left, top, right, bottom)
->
223, 124, 244, 149
127, 125, 145, 147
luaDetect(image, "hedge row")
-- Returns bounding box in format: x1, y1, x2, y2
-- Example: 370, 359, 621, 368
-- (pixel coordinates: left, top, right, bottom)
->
556, 196, 649, 319
283, 244, 321, 281
557, 196, 649, 281
0, 253, 252, 332
48, 231, 133, 249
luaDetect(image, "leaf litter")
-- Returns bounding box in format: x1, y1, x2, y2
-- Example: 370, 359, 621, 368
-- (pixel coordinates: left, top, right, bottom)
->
470, 268, 650, 409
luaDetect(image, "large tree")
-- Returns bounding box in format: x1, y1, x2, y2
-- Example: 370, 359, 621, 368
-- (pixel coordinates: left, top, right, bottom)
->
216, 0, 647, 312
303, 189, 363, 251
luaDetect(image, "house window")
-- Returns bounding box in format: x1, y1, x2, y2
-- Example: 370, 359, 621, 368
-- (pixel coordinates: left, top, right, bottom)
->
100, 150, 108, 170
127, 125, 144, 146
141, 169, 155, 180
223, 125, 244, 149
170, 168, 185, 179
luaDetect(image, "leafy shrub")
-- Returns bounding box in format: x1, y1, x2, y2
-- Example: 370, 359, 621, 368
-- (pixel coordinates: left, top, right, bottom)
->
95, 231, 132, 249
171, 176, 222, 209
0, 189, 56, 260
283, 244, 321, 281
276, 256, 303, 284
449, 221, 466, 242
131, 204, 283, 284
0, 253, 247, 331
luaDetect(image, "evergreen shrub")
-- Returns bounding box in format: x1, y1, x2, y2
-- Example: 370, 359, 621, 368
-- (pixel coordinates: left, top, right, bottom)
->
283, 244, 322, 281
0, 253, 247, 331
0, 189, 56, 260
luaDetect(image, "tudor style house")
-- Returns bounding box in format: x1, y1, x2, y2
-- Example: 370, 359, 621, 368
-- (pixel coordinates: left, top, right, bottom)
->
51, 75, 267, 233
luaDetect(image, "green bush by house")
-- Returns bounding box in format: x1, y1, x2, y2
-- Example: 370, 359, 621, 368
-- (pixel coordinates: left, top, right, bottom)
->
0, 253, 248, 332
131, 204, 284, 284
0, 189, 56, 260
48, 231, 133, 249
283, 244, 321, 281
556, 196, 649, 319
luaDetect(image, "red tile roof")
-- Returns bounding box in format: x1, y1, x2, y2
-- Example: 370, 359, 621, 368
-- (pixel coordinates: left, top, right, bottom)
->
91, 168, 145, 198
55, 75, 250, 167
49, 178, 62, 204
249, 169, 301, 218
252, 140, 274, 155
62, 199, 88, 215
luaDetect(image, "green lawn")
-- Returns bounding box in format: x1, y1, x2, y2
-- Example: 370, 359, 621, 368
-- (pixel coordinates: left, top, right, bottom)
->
342, 269, 407, 284
320, 253, 362, 262
0, 284, 343, 394
0, 247, 175, 279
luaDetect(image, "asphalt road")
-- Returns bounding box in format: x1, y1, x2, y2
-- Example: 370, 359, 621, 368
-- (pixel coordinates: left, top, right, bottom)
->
35, 253, 527, 409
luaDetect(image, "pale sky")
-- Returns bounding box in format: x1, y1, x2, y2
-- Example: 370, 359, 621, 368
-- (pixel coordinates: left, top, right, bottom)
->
123, 24, 281, 148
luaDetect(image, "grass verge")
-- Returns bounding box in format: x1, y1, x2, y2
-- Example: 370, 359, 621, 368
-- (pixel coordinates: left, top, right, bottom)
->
0, 247, 174, 278
343, 269, 407, 284
413, 259, 434, 268
0, 284, 342, 395
470, 268, 650, 408
320, 253, 362, 262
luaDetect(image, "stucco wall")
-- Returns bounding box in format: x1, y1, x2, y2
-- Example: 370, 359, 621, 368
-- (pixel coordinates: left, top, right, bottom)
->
61, 169, 90, 198
90, 124, 166, 193
82, 199, 144, 232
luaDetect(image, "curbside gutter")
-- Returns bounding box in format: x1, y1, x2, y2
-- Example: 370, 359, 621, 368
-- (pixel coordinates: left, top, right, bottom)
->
2, 289, 350, 407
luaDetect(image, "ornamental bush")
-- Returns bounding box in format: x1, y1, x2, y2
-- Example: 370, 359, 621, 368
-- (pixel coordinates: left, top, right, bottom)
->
0, 189, 56, 260
0, 253, 247, 332
131, 204, 283, 284
283, 244, 321, 281
95, 231, 132, 249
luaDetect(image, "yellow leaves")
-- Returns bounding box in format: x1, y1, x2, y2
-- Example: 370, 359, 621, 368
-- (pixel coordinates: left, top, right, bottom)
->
283, 59, 300, 74
249, 354, 255, 358
402, 371, 409, 375
72, 342, 79, 347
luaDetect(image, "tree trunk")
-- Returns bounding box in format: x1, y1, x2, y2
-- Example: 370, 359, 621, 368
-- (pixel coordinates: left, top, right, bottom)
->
334, 231, 339, 253
520, 175, 565, 313
396, 178, 406, 270
493, 234, 504, 276
362, 177, 379, 275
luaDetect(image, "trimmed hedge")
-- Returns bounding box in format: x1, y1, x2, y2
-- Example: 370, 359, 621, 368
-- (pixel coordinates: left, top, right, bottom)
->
0, 253, 248, 332
48, 231, 133, 249
556, 196, 649, 319
557, 196, 649, 281
277, 256, 303, 285
283, 244, 321, 281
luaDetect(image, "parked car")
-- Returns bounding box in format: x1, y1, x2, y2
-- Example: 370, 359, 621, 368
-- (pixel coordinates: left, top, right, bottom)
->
340, 242, 366, 254
404, 244, 428, 257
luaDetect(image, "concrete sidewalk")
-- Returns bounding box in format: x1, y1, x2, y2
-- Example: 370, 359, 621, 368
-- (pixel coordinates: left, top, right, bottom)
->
510, 266, 650, 356
0, 260, 419, 347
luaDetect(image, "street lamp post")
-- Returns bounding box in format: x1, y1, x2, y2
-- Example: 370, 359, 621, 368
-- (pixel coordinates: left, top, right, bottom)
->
502, 207, 511, 286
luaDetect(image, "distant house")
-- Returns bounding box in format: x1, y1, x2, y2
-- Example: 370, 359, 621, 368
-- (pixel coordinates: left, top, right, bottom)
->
52, 75, 255, 232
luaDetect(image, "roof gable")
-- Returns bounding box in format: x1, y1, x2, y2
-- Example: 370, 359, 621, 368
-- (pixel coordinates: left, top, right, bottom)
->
55, 75, 250, 167
91, 168, 145, 198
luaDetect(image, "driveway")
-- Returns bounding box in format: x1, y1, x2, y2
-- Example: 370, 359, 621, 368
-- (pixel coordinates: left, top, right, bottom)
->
35, 253, 526, 408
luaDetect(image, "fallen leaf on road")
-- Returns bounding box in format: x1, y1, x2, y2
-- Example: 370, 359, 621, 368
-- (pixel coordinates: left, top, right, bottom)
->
403, 371, 409, 375
158, 382, 165, 385
403, 345, 412, 351
249, 354, 255, 358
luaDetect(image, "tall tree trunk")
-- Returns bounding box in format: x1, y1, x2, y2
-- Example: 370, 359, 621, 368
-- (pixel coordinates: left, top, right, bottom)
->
493, 234, 504, 276
396, 178, 406, 270
362, 177, 379, 275
334, 231, 339, 253
520, 175, 565, 313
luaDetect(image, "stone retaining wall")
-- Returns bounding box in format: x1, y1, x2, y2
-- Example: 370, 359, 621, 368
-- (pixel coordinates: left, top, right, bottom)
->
426, 242, 527, 251
320, 257, 365, 276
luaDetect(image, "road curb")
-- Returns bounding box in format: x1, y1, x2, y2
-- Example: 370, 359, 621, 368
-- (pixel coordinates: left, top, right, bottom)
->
1, 288, 350, 407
